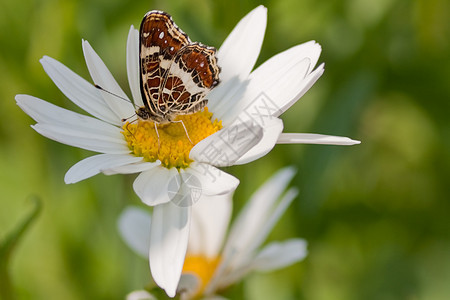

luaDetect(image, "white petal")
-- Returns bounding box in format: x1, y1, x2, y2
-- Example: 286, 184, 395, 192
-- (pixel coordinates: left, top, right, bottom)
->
208, 168, 297, 292
127, 25, 144, 107
32, 123, 129, 154
150, 203, 191, 298
215, 237, 306, 288
275, 64, 325, 116
126, 290, 157, 300
177, 274, 200, 299
209, 78, 249, 123
188, 193, 232, 258
277, 133, 361, 145
17, 94, 127, 153
221, 57, 315, 126
234, 117, 283, 165
102, 161, 160, 175
82, 40, 135, 119
190, 119, 263, 167
221, 168, 297, 270
252, 239, 308, 272
209, 6, 267, 111
133, 167, 179, 206
185, 163, 239, 196
16, 94, 122, 137
212, 189, 300, 290
159, 166, 237, 208
247, 42, 321, 115
64, 154, 143, 184
117, 206, 152, 259
217, 5, 267, 83
220, 42, 323, 126
40, 56, 121, 125
251, 41, 321, 83
247, 188, 298, 257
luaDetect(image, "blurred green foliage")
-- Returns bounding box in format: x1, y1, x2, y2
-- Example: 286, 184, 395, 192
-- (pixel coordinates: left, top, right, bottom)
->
0, 0, 449, 299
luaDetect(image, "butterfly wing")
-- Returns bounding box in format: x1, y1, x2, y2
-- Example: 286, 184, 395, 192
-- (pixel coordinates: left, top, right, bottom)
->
163, 43, 220, 118
139, 11, 220, 123
139, 11, 190, 122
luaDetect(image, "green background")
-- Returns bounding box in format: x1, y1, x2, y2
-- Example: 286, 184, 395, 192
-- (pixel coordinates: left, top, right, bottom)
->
1, 0, 449, 299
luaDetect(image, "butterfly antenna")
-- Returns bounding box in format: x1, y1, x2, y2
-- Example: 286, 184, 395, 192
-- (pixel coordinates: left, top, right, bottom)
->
94, 84, 140, 110
121, 113, 137, 123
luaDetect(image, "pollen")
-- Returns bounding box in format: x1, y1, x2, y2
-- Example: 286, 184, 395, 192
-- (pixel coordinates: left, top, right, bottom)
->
122, 107, 222, 169
182, 254, 221, 297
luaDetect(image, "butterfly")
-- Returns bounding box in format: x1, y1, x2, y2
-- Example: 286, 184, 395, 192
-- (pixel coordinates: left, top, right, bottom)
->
136, 10, 220, 125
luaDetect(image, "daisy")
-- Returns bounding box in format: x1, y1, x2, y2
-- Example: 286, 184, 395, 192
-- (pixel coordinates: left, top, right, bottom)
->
119, 167, 307, 299
15, 5, 359, 297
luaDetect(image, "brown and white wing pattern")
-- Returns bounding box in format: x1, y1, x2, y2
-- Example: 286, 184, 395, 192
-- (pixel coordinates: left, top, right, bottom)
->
138, 10, 220, 123
139, 11, 189, 122
163, 43, 220, 118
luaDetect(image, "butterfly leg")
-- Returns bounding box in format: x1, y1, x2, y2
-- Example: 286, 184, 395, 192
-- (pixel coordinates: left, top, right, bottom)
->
154, 122, 161, 149
173, 120, 193, 145
123, 118, 138, 140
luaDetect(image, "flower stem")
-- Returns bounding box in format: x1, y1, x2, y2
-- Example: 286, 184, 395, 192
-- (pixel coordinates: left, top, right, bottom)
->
0, 197, 41, 300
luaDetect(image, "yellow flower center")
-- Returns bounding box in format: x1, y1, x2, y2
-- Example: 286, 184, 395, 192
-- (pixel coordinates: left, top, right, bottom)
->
122, 108, 222, 169
182, 254, 221, 297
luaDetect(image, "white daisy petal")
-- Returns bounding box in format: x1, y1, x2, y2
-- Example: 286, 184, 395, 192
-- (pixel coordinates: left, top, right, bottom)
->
118, 206, 152, 259
190, 120, 263, 167
221, 57, 313, 126
246, 43, 323, 118
64, 154, 143, 184
252, 239, 308, 272
246, 188, 298, 256
217, 5, 267, 83
188, 193, 232, 258
222, 168, 297, 268
247, 42, 321, 114
209, 5, 267, 111
214, 188, 300, 290
219, 42, 323, 126
277, 133, 361, 145
177, 274, 201, 299
185, 163, 239, 196
275, 64, 325, 116
102, 161, 160, 175
150, 202, 191, 298
40, 56, 121, 125
17, 94, 128, 154
234, 117, 283, 165
209, 264, 249, 291
127, 25, 144, 107
82, 40, 135, 119
126, 290, 157, 300
16, 94, 123, 137
133, 167, 179, 206
251, 41, 321, 81
209, 78, 249, 123
32, 123, 129, 154
208, 169, 297, 292
227, 167, 296, 241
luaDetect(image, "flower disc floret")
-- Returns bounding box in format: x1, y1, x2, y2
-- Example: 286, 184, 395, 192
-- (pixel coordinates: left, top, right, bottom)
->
123, 108, 222, 169
183, 254, 221, 297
